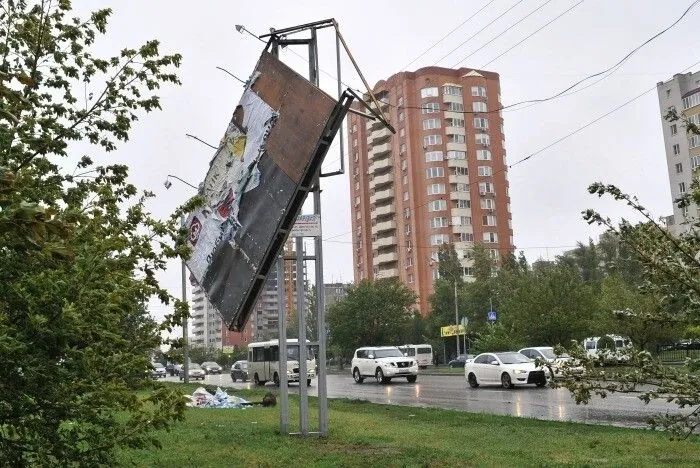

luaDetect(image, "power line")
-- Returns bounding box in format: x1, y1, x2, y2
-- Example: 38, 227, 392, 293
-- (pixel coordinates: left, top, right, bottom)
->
450, 0, 553, 69
401, 0, 497, 71
434, 0, 525, 66
481, 0, 584, 67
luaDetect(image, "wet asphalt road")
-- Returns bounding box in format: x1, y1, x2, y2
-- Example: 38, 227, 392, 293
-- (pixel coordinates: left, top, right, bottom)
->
165, 372, 683, 429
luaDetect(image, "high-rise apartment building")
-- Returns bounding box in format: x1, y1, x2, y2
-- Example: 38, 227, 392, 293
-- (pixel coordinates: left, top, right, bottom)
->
657, 71, 700, 234
347, 66, 514, 315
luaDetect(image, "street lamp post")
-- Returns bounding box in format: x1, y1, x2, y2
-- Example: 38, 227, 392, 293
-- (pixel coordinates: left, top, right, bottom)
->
454, 279, 460, 357
165, 175, 199, 384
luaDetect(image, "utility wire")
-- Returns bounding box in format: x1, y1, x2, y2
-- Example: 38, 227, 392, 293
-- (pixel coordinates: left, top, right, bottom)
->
451, 0, 553, 69
402, 0, 497, 70
435, 0, 525, 66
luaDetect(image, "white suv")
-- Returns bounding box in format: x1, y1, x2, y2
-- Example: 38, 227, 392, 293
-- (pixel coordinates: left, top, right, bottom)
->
351, 346, 418, 384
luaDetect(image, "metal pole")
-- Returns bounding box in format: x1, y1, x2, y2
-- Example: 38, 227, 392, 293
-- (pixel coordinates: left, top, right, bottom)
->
295, 237, 308, 435
454, 280, 460, 357
277, 255, 288, 433
181, 216, 189, 384
310, 26, 329, 437
335, 23, 345, 175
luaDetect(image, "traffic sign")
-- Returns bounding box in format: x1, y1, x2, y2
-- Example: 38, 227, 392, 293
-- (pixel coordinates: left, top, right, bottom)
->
460, 316, 468, 327
487, 310, 497, 322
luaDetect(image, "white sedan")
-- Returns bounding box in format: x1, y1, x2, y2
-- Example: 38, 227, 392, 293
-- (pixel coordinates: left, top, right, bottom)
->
465, 352, 548, 389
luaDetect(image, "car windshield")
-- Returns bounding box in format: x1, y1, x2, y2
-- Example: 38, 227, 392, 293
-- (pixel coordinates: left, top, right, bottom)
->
539, 348, 556, 359
496, 353, 531, 364
286, 345, 315, 361
241, 362, 247, 369
417, 347, 432, 354
585, 340, 596, 350
203, 362, 219, 367
189, 364, 201, 369
374, 348, 403, 358
153, 363, 164, 368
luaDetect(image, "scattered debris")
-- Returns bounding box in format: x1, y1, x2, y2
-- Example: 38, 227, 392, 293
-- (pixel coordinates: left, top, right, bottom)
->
186, 387, 249, 409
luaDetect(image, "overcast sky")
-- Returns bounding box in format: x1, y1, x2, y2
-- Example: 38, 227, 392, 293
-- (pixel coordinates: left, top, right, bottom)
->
71, 0, 699, 321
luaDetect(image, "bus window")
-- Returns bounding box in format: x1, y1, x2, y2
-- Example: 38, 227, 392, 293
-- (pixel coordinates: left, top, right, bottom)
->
417, 347, 432, 355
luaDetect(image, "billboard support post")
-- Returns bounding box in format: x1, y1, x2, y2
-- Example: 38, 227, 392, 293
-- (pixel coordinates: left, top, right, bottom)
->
296, 236, 309, 435
277, 255, 288, 433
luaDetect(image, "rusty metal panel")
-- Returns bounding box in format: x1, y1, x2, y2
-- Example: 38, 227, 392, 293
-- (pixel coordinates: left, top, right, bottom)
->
184, 51, 350, 332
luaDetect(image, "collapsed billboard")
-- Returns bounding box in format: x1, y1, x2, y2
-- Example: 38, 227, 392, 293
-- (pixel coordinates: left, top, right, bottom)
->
185, 51, 353, 331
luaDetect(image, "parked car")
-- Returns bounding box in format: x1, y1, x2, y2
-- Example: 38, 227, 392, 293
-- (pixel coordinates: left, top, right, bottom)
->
351, 346, 418, 384
179, 363, 206, 381
518, 346, 581, 378
173, 363, 183, 376
448, 354, 475, 368
201, 361, 223, 375
230, 360, 249, 382
150, 362, 166, 379
583, 335, 632, 364
465, 352, 548, 389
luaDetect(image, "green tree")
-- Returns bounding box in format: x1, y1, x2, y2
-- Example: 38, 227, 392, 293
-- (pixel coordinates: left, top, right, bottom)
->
327, 279, 416, 361
437, 242, 462, 282
472, 242, 493, 281
0, 2, 184, 464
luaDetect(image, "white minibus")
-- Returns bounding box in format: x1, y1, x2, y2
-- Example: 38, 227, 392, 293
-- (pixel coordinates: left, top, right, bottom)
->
247, 339, 316, 386
398, 344, 433, 368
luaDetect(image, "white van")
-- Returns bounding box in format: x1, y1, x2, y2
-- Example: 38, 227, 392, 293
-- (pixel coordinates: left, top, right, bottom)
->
583, 335, 632, 363
398, 344, 433, 369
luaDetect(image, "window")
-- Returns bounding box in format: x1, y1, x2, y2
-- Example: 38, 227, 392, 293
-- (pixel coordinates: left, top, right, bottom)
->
405, 224, 411, 235
672, 143, 681, 155
682, 92, 700, 109
399, 128, 405, 137
423, 118, 440, 130
399, 112, 405, 122
489, 249, 499, 260
457, 232, 474, 242
352, 124, 357, 133
478, 166, 493, 176
425, 151, 444, 162
476, 133, 490, 145
421, 87, 439, 98
354, 195, 360, 206
404, 208, 410, 219
403, 191, 409, 201
683, 205, 689, 217
675, 162, 683, 174
401, 159, 407, 169
474, 118, 489, 129
448, 134, 466, 144
424, 134, 442, 146
689, 114, 700, 125
446, 102, 464, 112
679, 182, 686, 194
483, 232, 498, 243
355, 181, 360, 190
479, 182, 494, 194
452, 216, 471, 226
453, 183, 469, 192
430, 217, 449, 228
353, 138, 357, 147
456, 199, 470, 209
432, 269, 440, 280
427, 183, 446, 195
398, 96, 404, 107
356, 211, 361, 219
426, 167, 444, 178
429, 200, 447, 211
692, 156, 700, 169
483, 215, 497, 226
689, 135, 700, 149
476, 149, 492, 160
400, 143, 406, 154
447, 150, 467, 160
445, 118, 465, 127
443, 85, 462, 96
472, 102, 487, 113
430, 234, 449, 245
480, 198, 495, 209
452, 167, 468, 176
403, 175, 408, 185
666, 89, 671, 98
671, 124, 677, 135
408, 273, 414, 283
463, 267, 474, 277
421, 102, 441, 113
471, 86, 486, 97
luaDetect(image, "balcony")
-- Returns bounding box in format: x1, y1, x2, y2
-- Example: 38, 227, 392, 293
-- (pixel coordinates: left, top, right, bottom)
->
373, 235, 397, 248
446, 142, 467, 152
373, 251, 398, 266
450, 190, 469, 200
370, 142, 392, 158
373, 203, 395, 218
449, 174, 467, 184
443, 94, 463, 105
368, 127, 392, 144
445, 126, 466, 136
371, 172, 394, 187
375, 267, 399, 279
443, 111, 463, 121
451, 207, 471, 217
447, 158, 468, 168
370, 187, 394, 204
371, 220, 396, 235
370, 157, 393, 173
452, 225, 473, 234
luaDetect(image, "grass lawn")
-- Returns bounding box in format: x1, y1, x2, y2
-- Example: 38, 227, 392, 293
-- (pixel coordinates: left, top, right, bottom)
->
118, 383, 699, 467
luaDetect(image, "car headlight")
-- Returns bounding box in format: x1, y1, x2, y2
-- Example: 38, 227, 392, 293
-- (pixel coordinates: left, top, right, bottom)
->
386, 362, 396, 367
515, 369, 528, 374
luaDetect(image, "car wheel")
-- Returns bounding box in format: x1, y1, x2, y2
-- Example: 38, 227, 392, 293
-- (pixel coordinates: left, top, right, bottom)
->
242, 377, 247, 382
501, 372, 514, 389
406, 375, 417, 383
375, 368, 388, 384
273, 372, 280, 387
468, 373, 479, 388
353, 368, 364, 384
254, 373, 264, 386
231, 375, 237, 382
536, 380, 547, 388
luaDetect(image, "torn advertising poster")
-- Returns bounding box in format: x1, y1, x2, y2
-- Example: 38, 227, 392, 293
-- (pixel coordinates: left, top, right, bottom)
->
184, 51, 353, 332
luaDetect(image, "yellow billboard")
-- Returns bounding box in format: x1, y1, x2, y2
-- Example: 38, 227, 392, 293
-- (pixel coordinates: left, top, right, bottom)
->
440, 325, 467, 337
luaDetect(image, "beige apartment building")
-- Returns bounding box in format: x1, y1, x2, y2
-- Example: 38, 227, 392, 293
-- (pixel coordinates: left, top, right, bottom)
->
657, 70, 700, 234
347, 66, 514, 315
